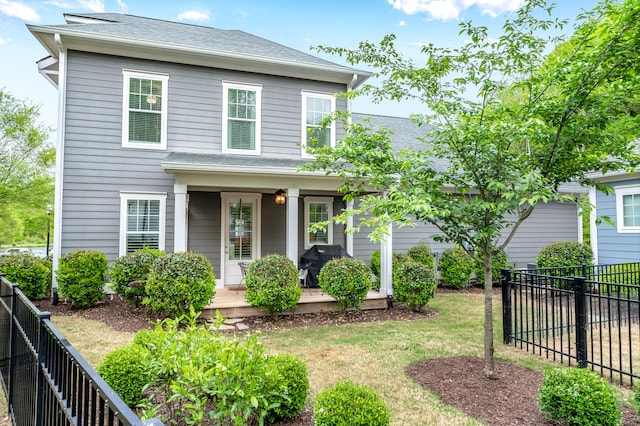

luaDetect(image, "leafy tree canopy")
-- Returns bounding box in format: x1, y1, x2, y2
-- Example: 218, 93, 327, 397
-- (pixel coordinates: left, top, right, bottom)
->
303, 0, 640, 376
0, 89, 54, 246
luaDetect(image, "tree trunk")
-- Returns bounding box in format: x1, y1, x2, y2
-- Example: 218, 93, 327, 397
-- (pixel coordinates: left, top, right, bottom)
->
483, 252, 495, 378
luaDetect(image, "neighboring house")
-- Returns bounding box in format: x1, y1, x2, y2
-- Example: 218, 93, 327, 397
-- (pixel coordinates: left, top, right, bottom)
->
28, 13, 584, 296
588, 171, 640, 264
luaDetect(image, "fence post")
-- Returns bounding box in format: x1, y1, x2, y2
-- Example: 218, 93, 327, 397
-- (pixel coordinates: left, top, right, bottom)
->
7, 281, 18, 415
35, 313, 50, 426
502, 269, 512, 345
574, 276, 588, 368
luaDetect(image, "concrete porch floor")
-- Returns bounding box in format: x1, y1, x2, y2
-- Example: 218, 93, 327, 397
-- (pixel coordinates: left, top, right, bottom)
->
203, 287, 388, 319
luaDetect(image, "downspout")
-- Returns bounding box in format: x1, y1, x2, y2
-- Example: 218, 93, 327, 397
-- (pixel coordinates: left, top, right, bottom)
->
51, 33, 67, 303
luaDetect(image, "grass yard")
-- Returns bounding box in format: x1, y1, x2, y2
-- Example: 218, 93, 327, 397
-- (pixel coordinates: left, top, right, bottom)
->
22, 292, 638, 425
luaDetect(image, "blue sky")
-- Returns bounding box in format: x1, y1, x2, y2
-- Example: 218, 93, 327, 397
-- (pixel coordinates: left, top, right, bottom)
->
1, 0, 599, 134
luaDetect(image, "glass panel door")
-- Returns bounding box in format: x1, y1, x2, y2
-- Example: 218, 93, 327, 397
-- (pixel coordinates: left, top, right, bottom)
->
228, 200, 253, 261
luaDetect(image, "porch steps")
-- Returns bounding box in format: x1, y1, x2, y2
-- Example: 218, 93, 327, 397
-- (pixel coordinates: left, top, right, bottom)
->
203, 288, 388, 319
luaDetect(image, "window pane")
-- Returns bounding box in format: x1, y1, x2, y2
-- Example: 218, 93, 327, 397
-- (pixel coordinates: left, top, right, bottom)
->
308, 202, 329, 244
129, 111, 161, 143
126, 199, 161, 253
307, 126, 330, 148
228, 120, 255, 150
622, 194, 640, 227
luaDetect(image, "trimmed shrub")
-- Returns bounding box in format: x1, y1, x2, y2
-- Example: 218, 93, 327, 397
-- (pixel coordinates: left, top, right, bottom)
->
143, 251, 216, 317
0, 255, 51, 300
56, 249, 108, 308
535, 240, 594, 269
265, 354, 309, 423
473, 248, 508, 286
318, 257, 372, 312
370, 250, 409, 289
393, 261, 436, 312
98, 345, 150, 407
110, 248, 165, 306
407, 244, 435, 270
439, 246, 474, 289
134, 313, 288, 426
245, 254, 301, 318
538, 367, 621, 426
313, 381, 390, 426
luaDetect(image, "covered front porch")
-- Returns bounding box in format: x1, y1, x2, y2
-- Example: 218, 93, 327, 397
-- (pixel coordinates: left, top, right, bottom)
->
162, 152, 395, 301
203, 287, 389, 319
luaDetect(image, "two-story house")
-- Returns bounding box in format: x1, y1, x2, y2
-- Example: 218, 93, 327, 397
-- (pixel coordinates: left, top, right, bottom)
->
28, 13, 585, 297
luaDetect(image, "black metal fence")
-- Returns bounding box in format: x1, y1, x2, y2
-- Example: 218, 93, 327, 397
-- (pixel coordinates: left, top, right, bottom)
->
502, 263, 640, 386
0, 275, 162, 426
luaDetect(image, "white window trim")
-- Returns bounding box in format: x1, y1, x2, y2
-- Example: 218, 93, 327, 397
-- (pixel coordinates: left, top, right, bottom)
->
122, 70, 169, 150
301, 91, 336, 158
222, 81, 262, 156
119, 192, 167, 256
615, 185, 640, 233
304, 196, 334, 248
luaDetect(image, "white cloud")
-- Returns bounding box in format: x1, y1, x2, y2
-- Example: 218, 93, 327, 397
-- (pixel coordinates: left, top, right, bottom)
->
177, 10, 210, 22
0, 0, 40, 22
0, 37, 10, 44
388, 0, 524, 20
45, 0, 104, 12
399, 20, 406, 26
116, 0, 127, 14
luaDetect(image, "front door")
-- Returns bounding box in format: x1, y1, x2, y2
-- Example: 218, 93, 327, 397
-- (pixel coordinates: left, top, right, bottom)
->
221, 193, 261, 286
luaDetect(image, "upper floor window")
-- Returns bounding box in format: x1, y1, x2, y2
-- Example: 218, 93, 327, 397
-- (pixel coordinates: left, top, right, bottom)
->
122, 70, 168, 150
304, 197, 334, 247
119, 192, 166, 256
222, 82, 262, 155
301, 91, 335, 158
616, 185, 640, 233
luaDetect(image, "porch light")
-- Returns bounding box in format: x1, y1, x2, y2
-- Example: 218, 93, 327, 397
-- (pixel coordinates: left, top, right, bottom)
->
275, 189, 286, 205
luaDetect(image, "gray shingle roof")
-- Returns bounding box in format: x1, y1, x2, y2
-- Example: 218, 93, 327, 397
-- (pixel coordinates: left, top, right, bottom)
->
47, 13, 359, 72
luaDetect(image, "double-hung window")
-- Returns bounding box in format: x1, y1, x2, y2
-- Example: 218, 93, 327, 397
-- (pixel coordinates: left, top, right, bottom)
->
122, 70, 168, 149
304, 197, 333, 247
616, 185, 640, 233
301, 91, 335, 157
222, 82, 261, 155
119, 192, 166, 255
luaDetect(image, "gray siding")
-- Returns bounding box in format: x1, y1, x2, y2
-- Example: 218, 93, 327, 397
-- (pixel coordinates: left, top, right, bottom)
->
187, 192, 221, 273
352, 201, 579, 268
60, 50, 349, 261
261, 198, 287, 255
596, 179, 640, 263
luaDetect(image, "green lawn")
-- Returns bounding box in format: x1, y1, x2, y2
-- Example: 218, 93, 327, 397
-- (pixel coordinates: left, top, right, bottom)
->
38, 292, 638, 425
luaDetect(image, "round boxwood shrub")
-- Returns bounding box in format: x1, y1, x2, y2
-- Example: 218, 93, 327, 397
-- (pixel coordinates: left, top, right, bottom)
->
110, 248, 165, 306
245, 254, 301, 318
393, 261, 436, 312
438, 246, 474, 289
535, 240, 594, 269
98, 345, 150, 407
265, 353, 309, 423
538, 367, 621, 426
370, 250, 410, 279
407, 244, 435, 270
0, 255, 51, 300
143, 251, 216, 317
318, 257, 372, 313
56, 249, 108, 308
313, 381, 390, 426
473, 248, 508, 286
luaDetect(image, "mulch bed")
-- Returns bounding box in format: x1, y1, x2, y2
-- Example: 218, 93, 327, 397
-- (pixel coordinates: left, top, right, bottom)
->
33, 291, 639, 426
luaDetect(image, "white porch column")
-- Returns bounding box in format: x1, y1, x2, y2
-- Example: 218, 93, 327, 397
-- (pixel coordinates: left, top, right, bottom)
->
346, 200, 354, 256
174, 183, 187, 252
379, 223, 393, 297
286, 188, 300, 266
